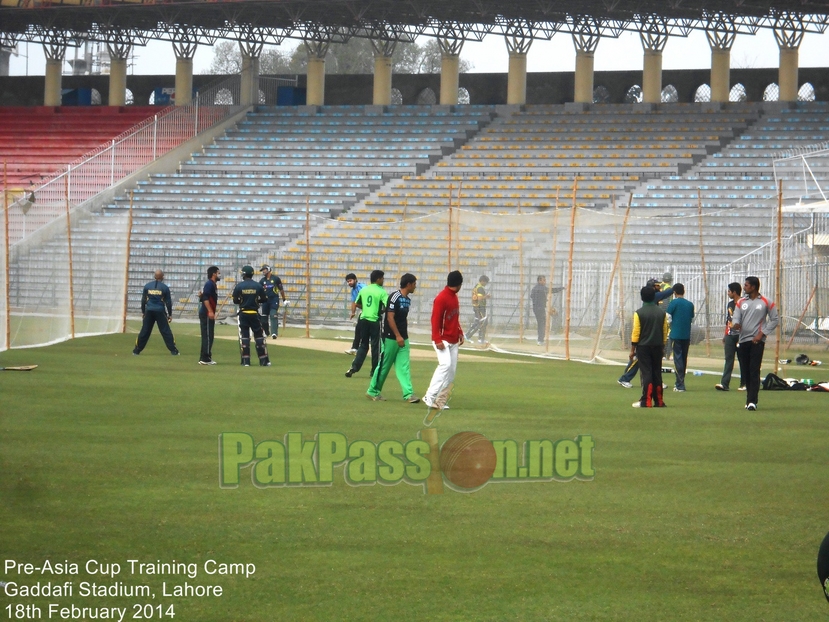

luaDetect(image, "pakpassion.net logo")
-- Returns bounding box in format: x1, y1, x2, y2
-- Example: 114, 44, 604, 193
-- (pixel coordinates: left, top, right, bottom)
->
219, 430, 594, 494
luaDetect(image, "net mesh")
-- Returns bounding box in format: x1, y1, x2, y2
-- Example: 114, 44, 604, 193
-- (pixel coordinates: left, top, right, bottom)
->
2, 200, 129, 350
223, 190, 829, 368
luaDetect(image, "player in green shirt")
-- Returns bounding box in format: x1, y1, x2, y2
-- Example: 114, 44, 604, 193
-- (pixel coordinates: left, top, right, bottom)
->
345, 269, 388, 378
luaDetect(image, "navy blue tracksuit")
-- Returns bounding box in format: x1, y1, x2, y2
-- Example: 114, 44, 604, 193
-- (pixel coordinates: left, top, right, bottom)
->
134, 280, 178, 355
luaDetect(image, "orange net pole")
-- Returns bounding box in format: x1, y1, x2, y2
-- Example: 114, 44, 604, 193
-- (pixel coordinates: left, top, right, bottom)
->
65, 173, 75, 339
545, 187, 560, 351
122, 190, 134, 333
590, 200, 631, 361
564, 178, 578, 360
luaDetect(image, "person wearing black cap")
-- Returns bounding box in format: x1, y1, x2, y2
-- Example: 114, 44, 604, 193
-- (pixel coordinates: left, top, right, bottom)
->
630, 285, 668, 408
232, 265, 271, 367
618, 278, 674, 388
259, 264, 286, 339
423, 270, 464, 413
133, 269, 179, 356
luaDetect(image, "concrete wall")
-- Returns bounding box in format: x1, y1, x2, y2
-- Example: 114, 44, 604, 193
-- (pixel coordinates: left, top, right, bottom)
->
1, 67, 829, 106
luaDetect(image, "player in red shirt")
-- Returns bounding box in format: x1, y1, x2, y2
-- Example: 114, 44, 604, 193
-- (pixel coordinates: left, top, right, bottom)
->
423, 271, 464, 415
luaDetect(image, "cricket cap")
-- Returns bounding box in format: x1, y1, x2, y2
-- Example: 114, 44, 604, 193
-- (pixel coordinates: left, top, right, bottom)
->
241, 265, 254, 277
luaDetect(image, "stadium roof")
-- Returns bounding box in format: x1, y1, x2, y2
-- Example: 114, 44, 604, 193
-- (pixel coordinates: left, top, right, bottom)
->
1, 0, 828, 47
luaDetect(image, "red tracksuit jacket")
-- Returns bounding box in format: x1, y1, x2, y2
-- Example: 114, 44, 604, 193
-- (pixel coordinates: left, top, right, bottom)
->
431, 286, 464, 344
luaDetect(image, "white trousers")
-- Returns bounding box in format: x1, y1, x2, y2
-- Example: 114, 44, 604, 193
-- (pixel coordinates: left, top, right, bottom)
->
425, 341, 459, 402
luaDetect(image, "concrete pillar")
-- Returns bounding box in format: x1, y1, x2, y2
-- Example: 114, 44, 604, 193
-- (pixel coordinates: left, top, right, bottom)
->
0, 49, 11, 77
307, 56, 325, 105
507, 52, 527, 105
175, 57, 193, 106
44, 57, 63, 106
373, 54, 393, 106
574, 50, 594, 104
710, 48, 731, 103
642, 49, 663, 104
779, 46, 799, 102
440, 54, 460, 105
109, 57, 128, 106
240, 55, 260, 106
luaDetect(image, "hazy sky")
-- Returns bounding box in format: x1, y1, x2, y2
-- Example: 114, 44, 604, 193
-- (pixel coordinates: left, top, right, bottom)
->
6, 27, 829, 77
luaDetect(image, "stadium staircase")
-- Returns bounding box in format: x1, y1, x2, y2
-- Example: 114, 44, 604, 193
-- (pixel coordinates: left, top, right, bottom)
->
95, 104, 496, 313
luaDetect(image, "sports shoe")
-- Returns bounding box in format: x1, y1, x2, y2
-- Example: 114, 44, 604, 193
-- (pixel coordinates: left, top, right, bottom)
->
171, 351, 180, 356
407, 396, 421, 404
537, 341, 544, 346
198, 360, 210, 365
715, 384, 728, 391
344, 348, 357, 355
737, 386, 747, 391
746, 403, 757, 411
673, 387, 685, 392
366, 394, 386, 401
271, 334, 277, 340
632, 401, 642, 408
208, 360, 217, 365
618, 380, 633, 389
243, 364, 250, 367
262, 362, 271, 367
132, 351, 139, 356
345, 368, 355, 377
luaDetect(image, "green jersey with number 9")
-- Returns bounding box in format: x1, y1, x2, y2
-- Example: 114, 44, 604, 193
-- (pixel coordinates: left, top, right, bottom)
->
356, 283, 388, 322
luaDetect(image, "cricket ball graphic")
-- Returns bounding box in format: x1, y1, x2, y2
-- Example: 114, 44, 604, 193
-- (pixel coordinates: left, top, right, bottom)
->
439, 432, 497, 490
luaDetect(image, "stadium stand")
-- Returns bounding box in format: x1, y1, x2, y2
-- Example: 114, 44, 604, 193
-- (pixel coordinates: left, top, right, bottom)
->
99, 104, 496, 310
0, 106, 159, 189
13, 102, 828, 323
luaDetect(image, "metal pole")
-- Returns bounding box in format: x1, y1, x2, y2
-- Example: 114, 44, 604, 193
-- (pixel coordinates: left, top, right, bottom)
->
3, 161, 10, 350
518, 201, 524, 343
697, 189, 712, 357
305, 196, 311, 339
564, 178, 578, 360
110, 139, 116, 187
590, 200, 631, 361
65, 174, 75, 339
194, 93, 200, 136
775, 180, 784, 372
122, 190, 135, 333
447, 184, 453, 272
545, 187, 560, 351
153, 115, 158, 160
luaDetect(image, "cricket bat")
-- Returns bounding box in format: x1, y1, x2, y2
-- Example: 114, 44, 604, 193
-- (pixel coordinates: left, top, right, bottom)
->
0, 365, 38, 371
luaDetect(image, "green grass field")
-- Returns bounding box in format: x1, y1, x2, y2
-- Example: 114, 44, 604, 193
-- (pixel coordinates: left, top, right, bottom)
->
1, 328, 827, 621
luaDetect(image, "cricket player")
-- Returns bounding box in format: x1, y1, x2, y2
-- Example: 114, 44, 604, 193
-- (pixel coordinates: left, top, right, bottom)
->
732, 276, 779, 411
345, 270, 388, 378
259, 265, 287, 339
366, 273, 420, 403
630, 285, 668, 408
198, 265, 220, 365
133, 269, 179, 356
423, 270, 464, 410
232, 265, 271, 367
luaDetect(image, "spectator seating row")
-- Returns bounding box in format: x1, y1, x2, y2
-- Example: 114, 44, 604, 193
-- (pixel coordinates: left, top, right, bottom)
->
0, 106, 159, 188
